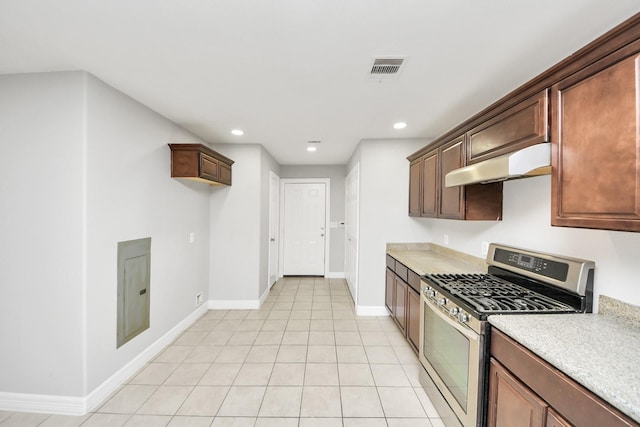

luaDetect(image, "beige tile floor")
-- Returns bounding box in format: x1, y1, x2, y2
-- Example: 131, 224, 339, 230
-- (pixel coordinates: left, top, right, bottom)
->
0, 278, 445, 427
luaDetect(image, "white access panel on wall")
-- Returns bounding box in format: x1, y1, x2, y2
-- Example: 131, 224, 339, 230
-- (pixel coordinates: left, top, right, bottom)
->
117, 237, 151, 348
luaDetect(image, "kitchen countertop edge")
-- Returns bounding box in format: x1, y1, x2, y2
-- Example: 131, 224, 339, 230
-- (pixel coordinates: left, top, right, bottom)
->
386, 242, 487, 276
488, 313, 640, 424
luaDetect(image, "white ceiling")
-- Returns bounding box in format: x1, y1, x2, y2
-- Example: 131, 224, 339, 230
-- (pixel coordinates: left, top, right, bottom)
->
1, 1, 639, 165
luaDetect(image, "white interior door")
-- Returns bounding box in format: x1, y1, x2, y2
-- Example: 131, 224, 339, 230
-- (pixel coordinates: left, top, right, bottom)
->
268, 171, 280, 289
282, 182, 327, 276
345, 163, 359, 302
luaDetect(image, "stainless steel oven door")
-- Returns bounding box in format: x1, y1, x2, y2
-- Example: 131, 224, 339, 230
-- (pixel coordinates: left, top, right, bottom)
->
419, 291, 481, 427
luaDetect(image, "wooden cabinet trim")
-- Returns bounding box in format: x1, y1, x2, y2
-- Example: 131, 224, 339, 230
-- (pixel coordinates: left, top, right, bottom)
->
467, 89, 549, 164
394, 262, 409, 282
421, 151, 439, 217
491, 328, 638, 427
551, 48, 640, 232
408, 13, 640, 163
409, 160, 423, 217
438, 137, 466, 219
386, 254, 396, 270
169, 143, 234, 186
385, 267, 395, 314
406, 288, 420, 353
392, 275, 407, 332
488, 358, 548, 427
407, 269, 421, 293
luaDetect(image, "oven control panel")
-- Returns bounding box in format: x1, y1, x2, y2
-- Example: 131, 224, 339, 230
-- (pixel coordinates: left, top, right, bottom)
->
493, 248, 569, 281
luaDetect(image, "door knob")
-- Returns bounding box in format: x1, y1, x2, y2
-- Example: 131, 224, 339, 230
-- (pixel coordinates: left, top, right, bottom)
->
320, 234, 325, 237
270, 238, 276, 242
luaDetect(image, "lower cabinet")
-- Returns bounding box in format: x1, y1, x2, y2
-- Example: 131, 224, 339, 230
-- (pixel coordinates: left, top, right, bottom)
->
385, 254, 421, 353
393, 276, 407, 333
488, 358, 547, 427
489, 328, 639, 427
406, 288, 420, 351
385, 267, 395, 313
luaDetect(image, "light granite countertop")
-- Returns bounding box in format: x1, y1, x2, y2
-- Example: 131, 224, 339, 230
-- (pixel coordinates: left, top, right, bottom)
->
386, 242, 487, 276
488, 313, 640, 424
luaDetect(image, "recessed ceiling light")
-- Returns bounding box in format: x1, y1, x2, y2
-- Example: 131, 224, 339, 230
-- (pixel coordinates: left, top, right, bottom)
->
231, 129, 244, 136
393, 122, 407, 129
307, 140, 321, 152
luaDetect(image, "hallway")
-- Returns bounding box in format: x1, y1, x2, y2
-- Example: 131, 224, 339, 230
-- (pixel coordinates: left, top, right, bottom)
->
0, 278, 444, 427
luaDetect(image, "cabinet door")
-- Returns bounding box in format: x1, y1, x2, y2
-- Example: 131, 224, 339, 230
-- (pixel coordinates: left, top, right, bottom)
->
218, 162, 232, 185
409, 160, 422, 216
546, 408, 571, 427
439, 137, 465, 219
385, 268, 395, 314
468, 89, 549, 164
393, 276, 407, 332
552, 52, 640, 232
406, 288, 420, 352
421, 151, 439, 217
488, 358, 548, 427
200, 153, 219, 181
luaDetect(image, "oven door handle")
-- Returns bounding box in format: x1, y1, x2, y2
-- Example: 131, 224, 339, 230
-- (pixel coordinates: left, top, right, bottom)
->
424, 297, 478, 341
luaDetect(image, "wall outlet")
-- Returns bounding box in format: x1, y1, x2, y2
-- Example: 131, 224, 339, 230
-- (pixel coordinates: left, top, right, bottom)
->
195, 292, 203, 306
481, 241, 489, 256
189, 232, 195, 243
443, 234, 449, 245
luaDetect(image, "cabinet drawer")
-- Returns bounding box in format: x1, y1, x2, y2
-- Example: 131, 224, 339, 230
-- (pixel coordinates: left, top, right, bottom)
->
394, 262, 408, 282
407, 269, 421, 293
386, 254, 395, 270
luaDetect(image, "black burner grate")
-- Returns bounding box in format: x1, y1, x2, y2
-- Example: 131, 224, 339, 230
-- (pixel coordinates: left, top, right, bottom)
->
425, 273, 575, 314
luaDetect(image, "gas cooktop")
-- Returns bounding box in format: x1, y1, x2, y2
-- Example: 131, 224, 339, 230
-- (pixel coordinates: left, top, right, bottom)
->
425, 273, 576, 314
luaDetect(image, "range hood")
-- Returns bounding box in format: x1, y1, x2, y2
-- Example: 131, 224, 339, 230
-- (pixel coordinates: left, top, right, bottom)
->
445, 143, 551, 187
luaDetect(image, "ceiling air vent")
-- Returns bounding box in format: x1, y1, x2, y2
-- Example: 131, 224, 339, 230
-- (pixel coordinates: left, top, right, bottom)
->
368, 57, 406, 81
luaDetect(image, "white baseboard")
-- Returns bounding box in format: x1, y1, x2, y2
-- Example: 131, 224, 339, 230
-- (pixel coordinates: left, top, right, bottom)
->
208, 299, 261, 310
356, 305, 390, 316
0, 393, 86, 416
325, 272, 345, 279
0, 303, 209, 416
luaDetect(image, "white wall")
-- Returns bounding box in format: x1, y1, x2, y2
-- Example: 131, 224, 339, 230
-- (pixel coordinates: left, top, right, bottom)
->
280, 165, 346, 275
0, 72, 86, 396
84, 74, 211, 392
0, 71, 213, 401
351, 138, 640, 312
415, 174, 640, 311
209, 144, 280, 304
348, 138, 431, 309
259, 146, 281, 296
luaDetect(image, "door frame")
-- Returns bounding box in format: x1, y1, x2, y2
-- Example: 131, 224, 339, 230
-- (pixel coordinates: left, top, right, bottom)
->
279, 178, 331, 277
345, 162, 359, 304
267, 171, 280, 289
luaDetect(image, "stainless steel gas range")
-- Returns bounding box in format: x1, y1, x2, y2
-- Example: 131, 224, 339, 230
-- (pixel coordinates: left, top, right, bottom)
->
418, 243, 595, 427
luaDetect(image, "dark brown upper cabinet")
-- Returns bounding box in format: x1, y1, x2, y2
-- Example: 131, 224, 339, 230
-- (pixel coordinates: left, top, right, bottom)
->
408, 137, 502, 220
408, 12, 640, 231
552, 48, 640, 232
439, 137, 465, 219
408, 149, 438, 218
169, 143, 234, 186
467, 89, 549, 164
